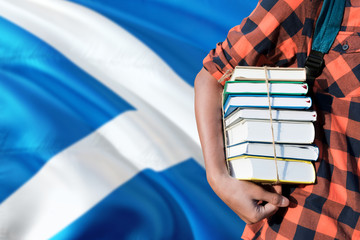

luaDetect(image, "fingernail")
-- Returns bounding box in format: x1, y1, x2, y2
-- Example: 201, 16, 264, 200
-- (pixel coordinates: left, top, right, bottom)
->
281, 197, 289, 206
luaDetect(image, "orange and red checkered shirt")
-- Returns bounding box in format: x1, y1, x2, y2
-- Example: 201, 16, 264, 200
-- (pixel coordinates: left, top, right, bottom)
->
203, 0, 360, 239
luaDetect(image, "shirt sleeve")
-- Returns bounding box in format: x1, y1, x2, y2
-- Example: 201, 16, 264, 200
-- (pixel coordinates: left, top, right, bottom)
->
203, 0, 311, 83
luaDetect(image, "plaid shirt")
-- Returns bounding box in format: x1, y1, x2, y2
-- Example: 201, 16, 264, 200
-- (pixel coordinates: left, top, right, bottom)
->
203, 0, 360, 239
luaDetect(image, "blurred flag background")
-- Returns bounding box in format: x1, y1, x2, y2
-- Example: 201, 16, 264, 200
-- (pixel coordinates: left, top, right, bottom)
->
0, 0, 256, 239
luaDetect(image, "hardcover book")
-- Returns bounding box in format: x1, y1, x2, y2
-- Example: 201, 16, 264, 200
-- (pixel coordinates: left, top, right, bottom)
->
224, 81, 308, 96
226, 142, 319, 161
223, 95, 312, 117
228, 66, 306, 82
225, 119, 315, 145
225, 108, 317, 128
228, 156, 316, 184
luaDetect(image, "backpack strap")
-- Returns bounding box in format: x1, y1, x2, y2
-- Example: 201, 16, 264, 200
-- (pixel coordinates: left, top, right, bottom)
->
305, 0, 346, 80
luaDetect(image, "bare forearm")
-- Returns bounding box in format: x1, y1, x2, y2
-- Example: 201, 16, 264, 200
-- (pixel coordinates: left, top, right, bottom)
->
194, 68, 228, 183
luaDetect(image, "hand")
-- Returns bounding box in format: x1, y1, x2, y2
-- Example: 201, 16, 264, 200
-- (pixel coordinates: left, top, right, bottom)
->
209, 173, 289, 224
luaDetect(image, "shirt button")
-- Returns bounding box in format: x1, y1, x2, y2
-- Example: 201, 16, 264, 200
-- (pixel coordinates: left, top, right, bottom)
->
342, 43, 349, 51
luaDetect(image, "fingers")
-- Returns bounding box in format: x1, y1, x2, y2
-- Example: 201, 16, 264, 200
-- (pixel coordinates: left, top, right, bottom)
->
258, 201, 279, 220
245, 184, 287, 222
251, 183, 289, 207
260, 188, 289, 207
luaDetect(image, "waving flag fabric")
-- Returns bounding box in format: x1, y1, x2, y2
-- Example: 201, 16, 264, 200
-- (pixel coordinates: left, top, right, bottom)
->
0, 0, 256, 239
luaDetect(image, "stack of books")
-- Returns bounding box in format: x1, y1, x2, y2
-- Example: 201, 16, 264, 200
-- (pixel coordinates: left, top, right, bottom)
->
222, 66, 319, 184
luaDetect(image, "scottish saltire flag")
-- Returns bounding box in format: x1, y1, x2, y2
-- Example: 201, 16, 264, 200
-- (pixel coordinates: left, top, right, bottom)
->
0, 1, 256, 239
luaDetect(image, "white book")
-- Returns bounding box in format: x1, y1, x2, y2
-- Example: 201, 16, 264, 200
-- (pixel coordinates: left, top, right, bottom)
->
228, 156, 315, 184
224, 81, 308, 95
226, 142, 319, 161
223, 95, 312, 117
225, 119, 315, 145
229, 66, 306, 82
225, 108, 317, 128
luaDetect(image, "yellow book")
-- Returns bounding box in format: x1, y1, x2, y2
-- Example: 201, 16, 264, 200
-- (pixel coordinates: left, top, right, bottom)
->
227, 155, 315, 184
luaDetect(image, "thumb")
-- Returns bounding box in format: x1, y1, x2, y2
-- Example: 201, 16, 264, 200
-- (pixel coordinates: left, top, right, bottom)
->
273, 184, 282, 194
262, 190, 289, 207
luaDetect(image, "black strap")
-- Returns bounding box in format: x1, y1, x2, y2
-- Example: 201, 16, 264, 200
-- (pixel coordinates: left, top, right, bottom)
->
305, 50, 325, 82
305, 0, 346, 80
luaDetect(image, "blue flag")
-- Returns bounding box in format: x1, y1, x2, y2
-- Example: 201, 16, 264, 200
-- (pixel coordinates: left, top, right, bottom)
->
0, 1, 256, 239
